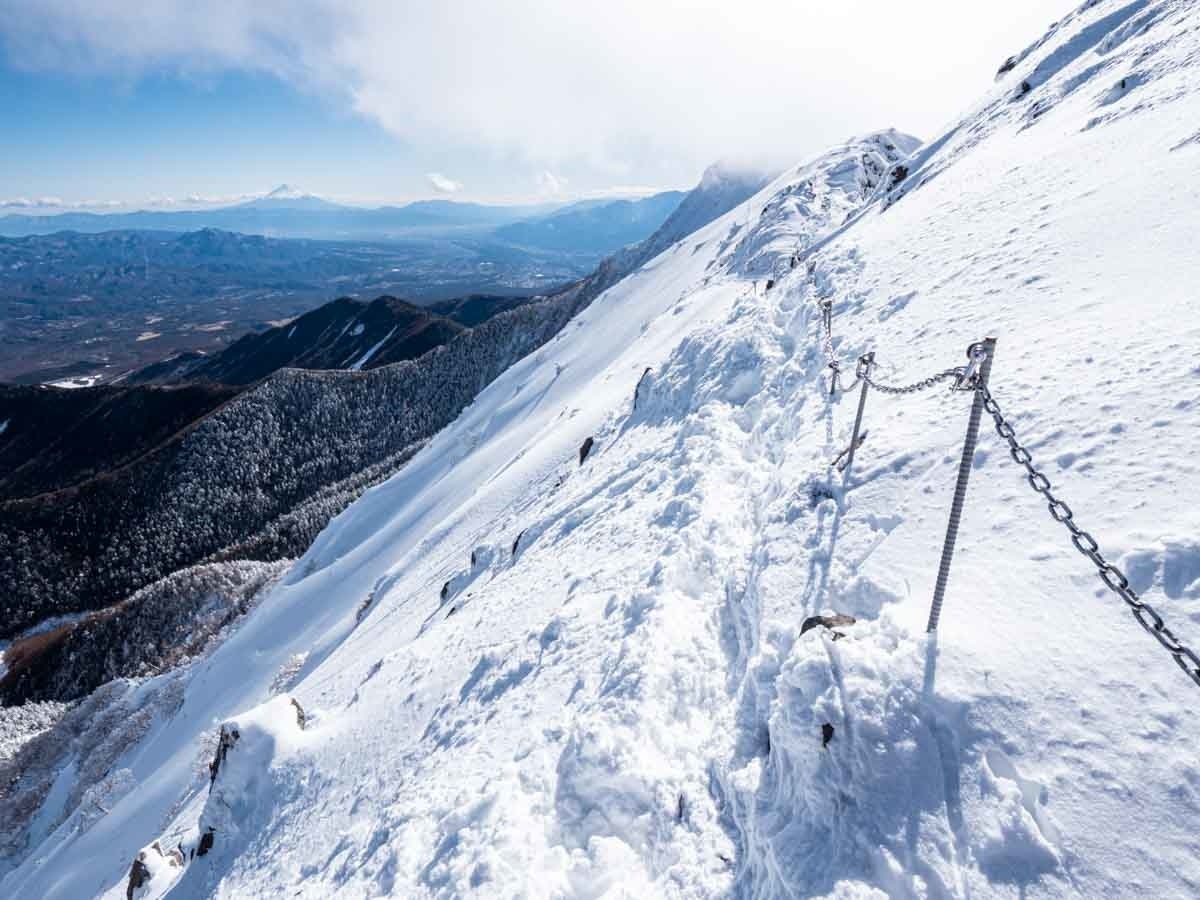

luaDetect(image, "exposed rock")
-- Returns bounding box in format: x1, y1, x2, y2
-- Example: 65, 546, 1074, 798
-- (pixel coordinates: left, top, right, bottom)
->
800, 613, 857, 637
579, 436, 595, 465
197, 828, 215, 857
125, 856, 151, 900
807, 479, 836, 509
355, 591, 374, 623
126, 840, 182, 899
633, 367, 653, 411
208, 725, 240, 786
290, 697, 306, 730
822, 723, 835, 747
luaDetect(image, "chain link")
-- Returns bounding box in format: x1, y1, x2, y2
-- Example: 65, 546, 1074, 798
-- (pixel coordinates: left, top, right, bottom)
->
811, 290, 1197, 687
819, 300, 849, 394
978, 384, 1200, 689
820, 299, 837, 368
818, 299, 963, 396
862, 368, 965, 395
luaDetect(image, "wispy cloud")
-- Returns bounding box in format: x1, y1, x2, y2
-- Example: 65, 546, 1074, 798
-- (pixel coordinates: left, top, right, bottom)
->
425, 172, 463, 194
575, 184, 668, 200
1, 197, 65, 209
1, 192, 258, 213
0, 196, 127, 211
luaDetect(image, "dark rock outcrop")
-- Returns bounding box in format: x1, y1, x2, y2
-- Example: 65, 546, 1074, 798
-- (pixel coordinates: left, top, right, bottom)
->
208, 725, 240, 786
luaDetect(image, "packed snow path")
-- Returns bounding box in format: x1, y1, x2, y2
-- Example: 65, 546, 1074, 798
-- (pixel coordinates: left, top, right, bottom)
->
5, 1, 1200, 897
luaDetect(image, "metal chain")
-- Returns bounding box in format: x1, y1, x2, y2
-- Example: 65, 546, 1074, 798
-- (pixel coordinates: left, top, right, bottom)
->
820, 299, 836, 367
862, 368, 965, 395
819, 300, 848, 394
978, 384, 1200, 689
808, 293, 1195, 687
818, 299, 961, 397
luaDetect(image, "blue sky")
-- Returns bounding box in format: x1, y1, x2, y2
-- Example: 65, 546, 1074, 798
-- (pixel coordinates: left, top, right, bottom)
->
0, 1, 1061, 210
0, 66, 500, 207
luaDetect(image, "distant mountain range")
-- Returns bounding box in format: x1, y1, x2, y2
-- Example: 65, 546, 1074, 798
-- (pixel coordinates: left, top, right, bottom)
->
493, 191, 685, 253
0, 190, 691, 384
122, 293, 534, 386
0, 190, 687, 383
0, 185, 682, 245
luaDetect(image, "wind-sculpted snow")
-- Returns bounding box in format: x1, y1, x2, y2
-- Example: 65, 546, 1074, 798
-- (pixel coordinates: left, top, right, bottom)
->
5, 1, 1200, 896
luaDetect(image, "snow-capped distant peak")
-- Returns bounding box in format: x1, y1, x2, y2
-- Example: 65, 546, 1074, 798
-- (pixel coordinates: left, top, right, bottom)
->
239, 185, 343, 211
264, 184, 311, 200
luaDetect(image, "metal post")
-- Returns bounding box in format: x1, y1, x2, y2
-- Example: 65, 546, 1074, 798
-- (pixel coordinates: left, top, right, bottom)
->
842, 352, 874, 482
927, 337, 996, 633
822, 301, 838, 397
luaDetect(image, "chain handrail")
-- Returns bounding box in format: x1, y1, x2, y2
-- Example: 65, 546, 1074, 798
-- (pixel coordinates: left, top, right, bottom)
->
818, 298, 968, 396
862, 368, 964, 395
808, 291, 1198, 690
978, 383, 1200, 688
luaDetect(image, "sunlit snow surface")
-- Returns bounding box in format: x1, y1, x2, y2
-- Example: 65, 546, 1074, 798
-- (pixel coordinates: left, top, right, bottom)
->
5, 1, 1200, 897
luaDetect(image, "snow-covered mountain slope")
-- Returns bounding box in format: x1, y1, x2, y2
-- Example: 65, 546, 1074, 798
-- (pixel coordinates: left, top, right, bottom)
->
6, 0, 1200, 896
631, 161, 778, 269
556, 156, 783, 321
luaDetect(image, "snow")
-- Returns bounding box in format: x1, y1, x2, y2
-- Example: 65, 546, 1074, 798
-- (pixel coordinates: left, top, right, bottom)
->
349, 326, 397, 371
266, 184, 307, 200
5, 1, 1200, 897
0, 418, 8, 436
45, 374, 105, 389
287, 325, 297, 340
351, 323, 366, 337
0, 702, 70, 764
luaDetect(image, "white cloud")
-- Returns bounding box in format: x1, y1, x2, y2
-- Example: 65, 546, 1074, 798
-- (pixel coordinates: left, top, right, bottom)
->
0, 194, 251, 212
425, 172, 463, 194
185, 192, 259, 205
535, 170, 568, 198
576, 184, 668, 200
0, 1, 1061, 186
1, 196, 67, 209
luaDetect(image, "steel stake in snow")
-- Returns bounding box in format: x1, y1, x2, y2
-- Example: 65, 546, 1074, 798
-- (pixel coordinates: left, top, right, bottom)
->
926, 337, 995, 633
840, 352, 875, 482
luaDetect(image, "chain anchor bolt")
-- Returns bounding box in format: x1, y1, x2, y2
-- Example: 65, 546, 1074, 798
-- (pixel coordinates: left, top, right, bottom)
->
952, 340, 993, 391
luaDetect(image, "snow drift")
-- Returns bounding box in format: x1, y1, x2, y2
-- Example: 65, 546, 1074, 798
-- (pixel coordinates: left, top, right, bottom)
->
4, 1, 1200, 897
